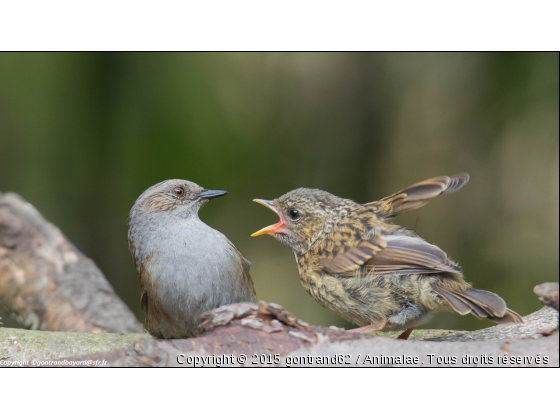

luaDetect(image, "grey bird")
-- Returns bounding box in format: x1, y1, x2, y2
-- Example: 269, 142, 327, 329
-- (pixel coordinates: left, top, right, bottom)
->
128, 179, 256, 339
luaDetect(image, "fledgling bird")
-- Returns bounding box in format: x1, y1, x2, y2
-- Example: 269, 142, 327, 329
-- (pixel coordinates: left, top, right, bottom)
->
128, 179, 256, 339
252, 174, 522, 339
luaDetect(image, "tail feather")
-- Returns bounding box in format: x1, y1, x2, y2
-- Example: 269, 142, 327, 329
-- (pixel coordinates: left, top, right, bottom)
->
447, 290, 492, 319
461, 288, 507, 317
488, 309, 524, 324
434, 286, 523, 324
434, 288, 471, 315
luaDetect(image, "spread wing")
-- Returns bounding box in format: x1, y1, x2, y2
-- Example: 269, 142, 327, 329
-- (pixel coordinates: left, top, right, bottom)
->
321, 234, 461, 277
368, 174, 469, 218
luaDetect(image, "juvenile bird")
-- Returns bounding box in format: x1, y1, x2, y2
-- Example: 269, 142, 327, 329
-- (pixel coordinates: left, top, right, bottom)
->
128, 179, 256, 339
252, 174, 522, 338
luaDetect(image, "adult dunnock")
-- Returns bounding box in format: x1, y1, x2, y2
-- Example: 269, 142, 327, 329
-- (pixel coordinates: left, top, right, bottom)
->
128, 179, 256, 339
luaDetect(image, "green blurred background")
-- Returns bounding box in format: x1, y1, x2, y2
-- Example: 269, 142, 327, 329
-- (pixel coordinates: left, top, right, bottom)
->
0, 52, 558, 332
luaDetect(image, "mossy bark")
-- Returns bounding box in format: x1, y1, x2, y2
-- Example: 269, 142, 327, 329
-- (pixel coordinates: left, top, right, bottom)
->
1, 304, 557, 367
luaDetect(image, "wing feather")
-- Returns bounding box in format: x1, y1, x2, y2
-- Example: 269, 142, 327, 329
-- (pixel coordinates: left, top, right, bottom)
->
321, 237, 386, 273
321, 233, 461, 277
370, 174, 469, 218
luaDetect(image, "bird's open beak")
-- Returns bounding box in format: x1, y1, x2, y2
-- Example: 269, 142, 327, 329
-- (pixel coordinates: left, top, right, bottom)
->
197, 189, 228, 200
251, 199, 287, 236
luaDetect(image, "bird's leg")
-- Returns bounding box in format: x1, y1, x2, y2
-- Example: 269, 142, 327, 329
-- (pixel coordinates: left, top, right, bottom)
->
347, 319, 387, 334
397, 328, 415, 340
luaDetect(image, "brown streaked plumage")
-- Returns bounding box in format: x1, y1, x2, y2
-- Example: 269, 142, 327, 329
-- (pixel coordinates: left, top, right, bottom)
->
252, 174, 522, 338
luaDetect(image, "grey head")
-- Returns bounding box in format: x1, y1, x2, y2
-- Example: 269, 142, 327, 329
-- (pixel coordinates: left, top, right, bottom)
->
127, 179, 253, 339
129, 179, 228, 222
128, 179, 229, 259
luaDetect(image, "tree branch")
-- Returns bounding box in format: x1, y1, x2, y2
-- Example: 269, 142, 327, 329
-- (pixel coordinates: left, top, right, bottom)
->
0, 192, 143, 333
1, 302, 557, 367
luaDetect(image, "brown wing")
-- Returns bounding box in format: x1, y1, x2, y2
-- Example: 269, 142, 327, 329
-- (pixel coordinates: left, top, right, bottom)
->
322, 234, 461, 277
140, 289, 149, 311
227, 238, 257, 301
321, 235, 387, 274
365, 235, 462, 275
369, 174, 469, 218
128, 240, 151, 311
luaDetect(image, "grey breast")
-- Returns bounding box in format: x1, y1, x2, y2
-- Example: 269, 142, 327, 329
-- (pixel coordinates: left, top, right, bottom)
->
145, 217, 253, 318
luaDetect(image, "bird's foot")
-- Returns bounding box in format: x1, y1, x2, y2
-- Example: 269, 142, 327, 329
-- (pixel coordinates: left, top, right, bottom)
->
347, 319, 387, 334
397, 328, 415, 340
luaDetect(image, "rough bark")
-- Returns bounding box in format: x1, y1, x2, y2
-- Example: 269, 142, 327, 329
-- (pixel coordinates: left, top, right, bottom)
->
534, 282, 559, 312
1, 301, 557, 367
86, 302, 560, 367
0, 192, 143, 333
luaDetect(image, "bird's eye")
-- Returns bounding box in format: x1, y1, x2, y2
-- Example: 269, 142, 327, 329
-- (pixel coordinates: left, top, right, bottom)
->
287, 209, 300, 220
173, 187, 185, 197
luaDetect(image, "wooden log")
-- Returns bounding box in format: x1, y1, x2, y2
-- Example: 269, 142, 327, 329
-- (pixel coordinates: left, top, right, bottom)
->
1, 302, 557, 367
0, 192, 143, 333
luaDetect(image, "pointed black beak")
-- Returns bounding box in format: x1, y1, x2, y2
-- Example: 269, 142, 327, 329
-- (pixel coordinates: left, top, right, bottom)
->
197, 189, 228, 200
